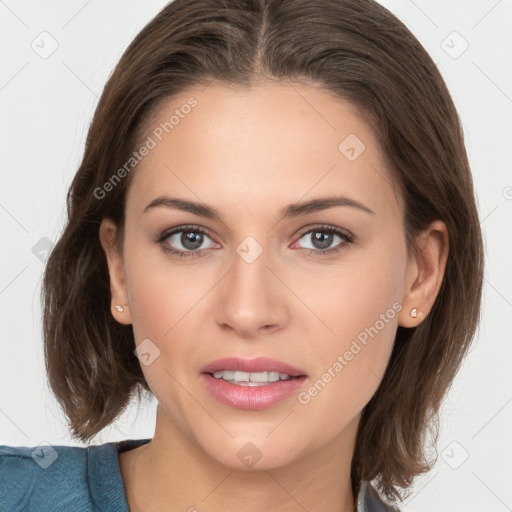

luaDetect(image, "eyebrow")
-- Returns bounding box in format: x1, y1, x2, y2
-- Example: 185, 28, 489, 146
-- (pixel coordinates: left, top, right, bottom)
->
143, 195, 375, 220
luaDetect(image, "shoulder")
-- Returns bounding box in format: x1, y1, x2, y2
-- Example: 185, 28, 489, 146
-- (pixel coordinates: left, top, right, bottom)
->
357, 481, 402, 512
0, 440, 145, 512
0, 443, 92, 511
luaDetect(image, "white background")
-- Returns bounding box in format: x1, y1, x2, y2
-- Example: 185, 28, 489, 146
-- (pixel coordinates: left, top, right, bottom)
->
1, 1, 511, 510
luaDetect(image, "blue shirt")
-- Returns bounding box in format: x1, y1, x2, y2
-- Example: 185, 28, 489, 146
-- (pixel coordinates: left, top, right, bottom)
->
0, 439, 398, 511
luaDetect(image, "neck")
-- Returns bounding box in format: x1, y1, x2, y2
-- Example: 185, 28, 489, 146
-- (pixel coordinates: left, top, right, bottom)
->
120, 405, 358, 512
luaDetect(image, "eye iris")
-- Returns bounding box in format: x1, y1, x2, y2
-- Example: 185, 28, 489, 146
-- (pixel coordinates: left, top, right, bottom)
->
312, 230, 333, 249
182, 230, 203, 250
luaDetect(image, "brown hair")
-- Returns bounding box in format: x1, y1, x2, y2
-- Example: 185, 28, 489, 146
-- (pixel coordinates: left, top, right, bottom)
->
42, 0, 483, 502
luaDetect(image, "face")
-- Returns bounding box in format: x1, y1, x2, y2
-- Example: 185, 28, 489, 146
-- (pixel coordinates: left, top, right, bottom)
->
102, 82, 418, 470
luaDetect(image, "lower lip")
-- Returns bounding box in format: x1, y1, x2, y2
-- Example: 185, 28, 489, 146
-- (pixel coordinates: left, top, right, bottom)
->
201, 374, 307, 410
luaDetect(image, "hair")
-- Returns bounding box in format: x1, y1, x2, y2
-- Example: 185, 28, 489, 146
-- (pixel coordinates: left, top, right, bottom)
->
42, 0, 483, 503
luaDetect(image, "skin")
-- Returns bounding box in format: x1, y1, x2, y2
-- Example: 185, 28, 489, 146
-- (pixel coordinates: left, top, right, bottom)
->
99, 82, 448, 512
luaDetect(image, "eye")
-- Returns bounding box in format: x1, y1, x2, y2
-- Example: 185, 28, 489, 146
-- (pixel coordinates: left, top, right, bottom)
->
156, 223, 353, 258
293, 225, 353, 255
157, 225, 219, 257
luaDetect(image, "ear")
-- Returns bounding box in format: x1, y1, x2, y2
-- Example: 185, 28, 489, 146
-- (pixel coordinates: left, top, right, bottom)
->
99, 218, 132, 325
398, 220, 449, 328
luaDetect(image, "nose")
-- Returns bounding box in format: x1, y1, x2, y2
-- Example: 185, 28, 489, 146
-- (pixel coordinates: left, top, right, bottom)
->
214, 246, 289, 339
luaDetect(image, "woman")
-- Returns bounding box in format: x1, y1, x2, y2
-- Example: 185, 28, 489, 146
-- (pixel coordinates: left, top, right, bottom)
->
0, 0, 483, 510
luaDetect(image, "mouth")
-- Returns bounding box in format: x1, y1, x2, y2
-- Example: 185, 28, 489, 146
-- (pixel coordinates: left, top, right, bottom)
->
209, 370, 296, 386
201, 356, 306, 375
200, 357, 308, 409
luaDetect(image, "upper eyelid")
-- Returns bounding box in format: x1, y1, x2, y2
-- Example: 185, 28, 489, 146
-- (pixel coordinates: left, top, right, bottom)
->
296, 224, 352, 238
158, 224, 215, 241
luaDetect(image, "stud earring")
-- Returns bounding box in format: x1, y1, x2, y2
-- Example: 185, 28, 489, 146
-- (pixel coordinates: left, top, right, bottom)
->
114, 305, 124, 312
410, 308, 418, 318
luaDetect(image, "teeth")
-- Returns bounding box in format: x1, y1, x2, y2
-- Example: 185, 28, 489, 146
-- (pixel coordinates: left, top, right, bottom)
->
234, 371, 250, 382
212, 370, 293, 385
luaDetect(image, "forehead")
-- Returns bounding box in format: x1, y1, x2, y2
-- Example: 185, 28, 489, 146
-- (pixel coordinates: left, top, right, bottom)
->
126, 82, 400, 219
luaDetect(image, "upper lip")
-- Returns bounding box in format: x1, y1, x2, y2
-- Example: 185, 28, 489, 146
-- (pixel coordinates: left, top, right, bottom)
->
201, 357, 307, 377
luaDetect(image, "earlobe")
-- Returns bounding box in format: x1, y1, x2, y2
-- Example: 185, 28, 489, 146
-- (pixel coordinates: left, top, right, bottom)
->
99, 218, 132, 325
398, 220, 449, 328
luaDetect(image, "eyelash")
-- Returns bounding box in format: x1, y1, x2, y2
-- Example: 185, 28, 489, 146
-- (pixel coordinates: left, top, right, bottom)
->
156, 224, 354, 259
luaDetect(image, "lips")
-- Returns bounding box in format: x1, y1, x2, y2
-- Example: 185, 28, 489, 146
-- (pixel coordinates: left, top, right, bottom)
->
200, 357, 308, 410
200, 356, 307, 377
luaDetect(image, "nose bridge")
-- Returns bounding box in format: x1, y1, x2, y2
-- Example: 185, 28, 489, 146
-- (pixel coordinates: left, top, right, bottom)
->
215, 236, 288, 336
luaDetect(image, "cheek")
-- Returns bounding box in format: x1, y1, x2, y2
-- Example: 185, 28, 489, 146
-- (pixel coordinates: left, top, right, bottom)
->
122, 241, 218, 388
294, 238, 406, 430
340, 241, 406, 369
294, 236, 406, 347
120, 255, 184, 399
123, 235, 206, 340
122, 253, 200, 406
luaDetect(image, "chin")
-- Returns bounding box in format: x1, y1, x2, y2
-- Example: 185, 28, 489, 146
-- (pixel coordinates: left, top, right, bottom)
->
200, 432, 306, 472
